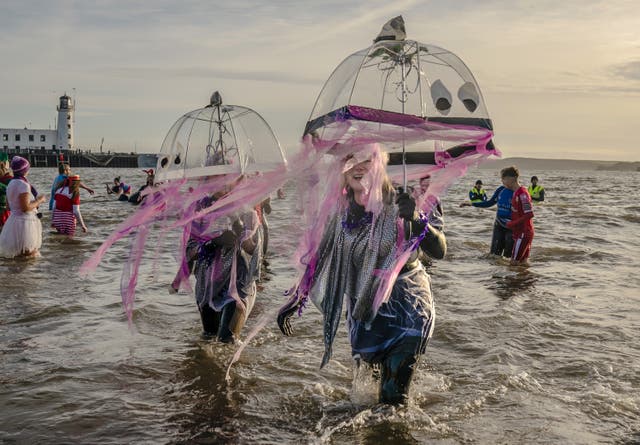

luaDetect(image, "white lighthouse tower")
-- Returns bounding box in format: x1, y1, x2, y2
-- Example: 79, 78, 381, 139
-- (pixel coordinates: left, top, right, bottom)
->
56, 94, 74, 150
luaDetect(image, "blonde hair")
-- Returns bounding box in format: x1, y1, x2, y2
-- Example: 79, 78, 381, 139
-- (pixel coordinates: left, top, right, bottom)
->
341, 147, 395, 208
343, 176, 395, 204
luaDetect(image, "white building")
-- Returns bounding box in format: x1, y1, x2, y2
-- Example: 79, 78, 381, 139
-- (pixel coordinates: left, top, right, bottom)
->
1, 94, 74, 151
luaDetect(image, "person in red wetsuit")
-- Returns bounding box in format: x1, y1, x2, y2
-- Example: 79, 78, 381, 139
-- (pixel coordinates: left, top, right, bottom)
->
502, 166, 534, 265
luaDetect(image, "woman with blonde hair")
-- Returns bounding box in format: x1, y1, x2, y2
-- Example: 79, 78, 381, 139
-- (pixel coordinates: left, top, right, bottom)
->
278, 143, 446, 404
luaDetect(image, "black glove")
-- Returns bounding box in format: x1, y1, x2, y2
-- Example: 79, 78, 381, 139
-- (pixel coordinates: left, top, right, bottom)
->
277, 295, 301, 336
395, 193, 416, 221
203, 230, 237, 252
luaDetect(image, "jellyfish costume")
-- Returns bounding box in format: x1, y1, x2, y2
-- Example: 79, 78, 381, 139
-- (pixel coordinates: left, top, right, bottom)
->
277, 16, 500, 404
81, 92, 288, 342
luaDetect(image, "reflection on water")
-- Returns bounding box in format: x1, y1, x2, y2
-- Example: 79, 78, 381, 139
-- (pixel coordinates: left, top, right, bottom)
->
168, 342, 241, 444
1, 168, 639, 443
352, 420, 420, 445
1, 256, 35, 275
488, 269, 538, 300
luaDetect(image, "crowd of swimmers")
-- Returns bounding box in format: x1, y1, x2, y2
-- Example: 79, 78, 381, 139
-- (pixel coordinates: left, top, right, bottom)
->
105, 169, 155, 205
0, 158, 159, 257
0, 151, 545, 407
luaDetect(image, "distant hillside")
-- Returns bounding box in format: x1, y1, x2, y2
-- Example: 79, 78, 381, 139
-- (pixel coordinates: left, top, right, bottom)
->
477, 157, 640, 172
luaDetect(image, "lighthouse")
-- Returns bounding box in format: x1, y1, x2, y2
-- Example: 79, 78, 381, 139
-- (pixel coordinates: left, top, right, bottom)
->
56, 94, 74, 150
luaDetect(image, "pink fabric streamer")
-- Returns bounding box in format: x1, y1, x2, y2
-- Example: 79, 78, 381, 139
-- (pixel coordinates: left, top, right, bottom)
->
226, 211, 261, 309
288, 120, 499, 320
120, 225, 150, 326
225, 309, 275, 382
79, 168, 291, 323
80, 113, 498, 334
80, 126, 334, 323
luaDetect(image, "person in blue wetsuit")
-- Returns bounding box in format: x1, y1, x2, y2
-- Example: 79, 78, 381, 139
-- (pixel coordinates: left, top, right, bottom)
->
461, 174, 514, 257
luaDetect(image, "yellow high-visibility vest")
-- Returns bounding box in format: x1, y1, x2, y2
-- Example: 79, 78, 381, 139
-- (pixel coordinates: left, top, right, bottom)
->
469, 187, 487, 203
528, 185, 544, 200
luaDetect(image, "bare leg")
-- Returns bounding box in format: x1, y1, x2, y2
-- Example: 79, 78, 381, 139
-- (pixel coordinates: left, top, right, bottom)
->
218, 300, 247, 343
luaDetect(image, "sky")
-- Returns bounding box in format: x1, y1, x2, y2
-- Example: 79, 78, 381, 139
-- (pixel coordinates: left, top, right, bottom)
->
1, 0, 639, 162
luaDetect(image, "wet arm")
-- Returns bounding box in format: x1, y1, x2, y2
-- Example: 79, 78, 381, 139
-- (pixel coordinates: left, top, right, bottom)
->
398, 193, 447, 259
472, 188, 500, 208
408, 219, 447, 259
421, 225, 446, 259
19, 192, 45, 212
72, 205, 87, 231
80, 181, 95, 195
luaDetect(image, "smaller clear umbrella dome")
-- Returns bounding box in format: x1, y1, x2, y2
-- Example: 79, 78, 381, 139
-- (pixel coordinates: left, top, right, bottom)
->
157, 91, 286, 181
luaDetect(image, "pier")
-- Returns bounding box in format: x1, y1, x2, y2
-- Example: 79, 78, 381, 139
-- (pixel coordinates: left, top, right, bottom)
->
2, 148, 139, 168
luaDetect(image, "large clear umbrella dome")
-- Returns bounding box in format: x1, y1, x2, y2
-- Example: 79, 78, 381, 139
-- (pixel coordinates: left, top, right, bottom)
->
304, 16, 494, 159
156, 91, 286, 181
307, 41, 491, 123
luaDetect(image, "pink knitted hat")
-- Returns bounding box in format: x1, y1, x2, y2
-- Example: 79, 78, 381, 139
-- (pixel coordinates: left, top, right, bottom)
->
10, 156, 30, 175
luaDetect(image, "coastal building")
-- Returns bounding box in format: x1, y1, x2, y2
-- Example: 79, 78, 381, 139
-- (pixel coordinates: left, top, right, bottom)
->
0, 94, 141, 168
1, 94, 74, 152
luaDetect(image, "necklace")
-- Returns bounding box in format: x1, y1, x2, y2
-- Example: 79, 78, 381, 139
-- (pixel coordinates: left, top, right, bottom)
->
341, 204, 372, 230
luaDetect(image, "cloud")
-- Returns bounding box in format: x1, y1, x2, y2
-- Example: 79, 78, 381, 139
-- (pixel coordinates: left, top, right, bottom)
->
612, 60, 640, 81
1, 0, 640, 159
100, 66, 324, 85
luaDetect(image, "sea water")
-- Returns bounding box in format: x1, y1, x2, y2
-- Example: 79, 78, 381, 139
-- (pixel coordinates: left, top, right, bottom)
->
1, 167, 639, 444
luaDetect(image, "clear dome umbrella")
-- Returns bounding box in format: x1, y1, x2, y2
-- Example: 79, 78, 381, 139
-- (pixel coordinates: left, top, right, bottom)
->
304, 16, 497, 186
82, 92, 289, 325
156, 91, 287, 181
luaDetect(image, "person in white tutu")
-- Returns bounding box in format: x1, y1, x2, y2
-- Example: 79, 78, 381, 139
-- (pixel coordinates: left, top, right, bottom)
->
0, 156, 46, 258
